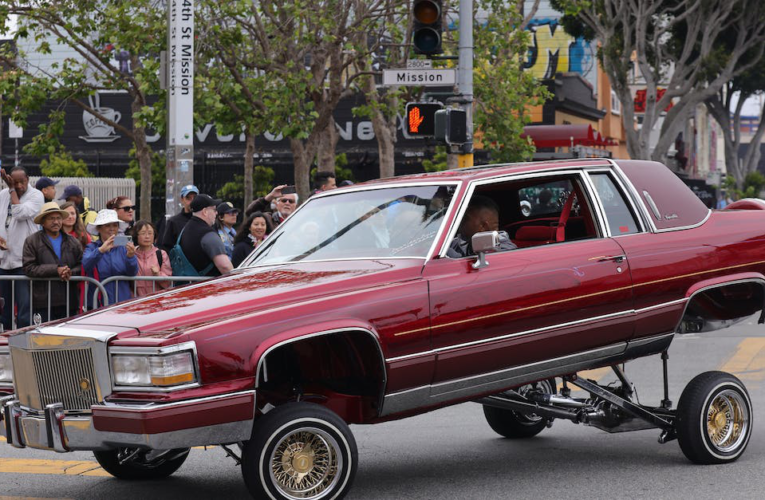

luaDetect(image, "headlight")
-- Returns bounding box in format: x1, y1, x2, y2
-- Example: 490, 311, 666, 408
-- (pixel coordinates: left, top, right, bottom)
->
111, 344, 198, 389
0, 351, 12, 384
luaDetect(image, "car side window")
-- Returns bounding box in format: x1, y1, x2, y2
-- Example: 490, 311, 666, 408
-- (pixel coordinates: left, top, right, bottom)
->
448, 174, 599, 256
589, 173, 641, 236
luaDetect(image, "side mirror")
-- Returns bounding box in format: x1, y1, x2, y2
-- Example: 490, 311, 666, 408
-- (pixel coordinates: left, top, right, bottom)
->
471, 231, 500, 270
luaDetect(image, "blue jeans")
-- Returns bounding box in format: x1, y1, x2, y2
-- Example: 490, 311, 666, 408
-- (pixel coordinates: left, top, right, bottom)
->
0, 268, 31, 331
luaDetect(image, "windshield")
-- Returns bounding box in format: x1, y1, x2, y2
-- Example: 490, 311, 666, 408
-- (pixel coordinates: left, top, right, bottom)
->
244, 184, 456, 266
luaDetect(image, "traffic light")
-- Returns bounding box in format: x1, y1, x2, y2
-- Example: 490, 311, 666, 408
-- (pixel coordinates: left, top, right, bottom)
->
405, 102, 443, 138
412, 0, 443, 55
434, 108, 468, 145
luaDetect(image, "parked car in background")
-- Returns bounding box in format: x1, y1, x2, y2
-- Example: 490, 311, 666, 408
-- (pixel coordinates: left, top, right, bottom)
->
1, 159, 761, 499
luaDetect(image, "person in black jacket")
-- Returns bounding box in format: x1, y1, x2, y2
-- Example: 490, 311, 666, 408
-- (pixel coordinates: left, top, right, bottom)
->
179, 194, 233, 276
160, 184, 199, 252
231, 212, 274, 267
22, 202, 83, 322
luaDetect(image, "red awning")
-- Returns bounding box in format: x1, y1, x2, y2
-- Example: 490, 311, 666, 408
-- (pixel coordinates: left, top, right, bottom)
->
522, 124, 616, 148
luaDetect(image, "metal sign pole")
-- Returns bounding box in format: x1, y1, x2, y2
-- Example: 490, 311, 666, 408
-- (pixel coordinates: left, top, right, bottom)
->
166, 0, 194, 217
457, 0, 474, 168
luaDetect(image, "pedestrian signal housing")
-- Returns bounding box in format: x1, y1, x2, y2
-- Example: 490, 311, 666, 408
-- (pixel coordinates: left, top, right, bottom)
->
412, 0, 443, 55
434, 108, 468, 145
405, 102, 443, 138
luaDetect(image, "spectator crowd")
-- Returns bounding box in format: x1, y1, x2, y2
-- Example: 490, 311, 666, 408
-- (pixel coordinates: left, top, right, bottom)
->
0, 167, 343, 330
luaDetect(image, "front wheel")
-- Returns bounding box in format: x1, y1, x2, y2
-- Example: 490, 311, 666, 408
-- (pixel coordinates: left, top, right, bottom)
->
483, 379, 556, 439
93, 448, 190, 480
676, 371, 753, 464
242, 402, 358, 500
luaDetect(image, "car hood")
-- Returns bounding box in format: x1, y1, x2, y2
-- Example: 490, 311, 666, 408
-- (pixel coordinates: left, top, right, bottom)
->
65, 259, 424, 337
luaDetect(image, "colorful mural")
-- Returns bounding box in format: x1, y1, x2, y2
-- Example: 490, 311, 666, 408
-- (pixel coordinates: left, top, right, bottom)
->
524, 19, 597, 92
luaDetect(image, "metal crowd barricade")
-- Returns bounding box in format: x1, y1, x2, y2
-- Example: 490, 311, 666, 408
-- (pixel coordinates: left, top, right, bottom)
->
97, 275, 211, 304
0, 275, 212, 332
0, 276, 109, 332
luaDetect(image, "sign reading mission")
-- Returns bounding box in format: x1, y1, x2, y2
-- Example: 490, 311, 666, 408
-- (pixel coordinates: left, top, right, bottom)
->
382, 69, 457, 87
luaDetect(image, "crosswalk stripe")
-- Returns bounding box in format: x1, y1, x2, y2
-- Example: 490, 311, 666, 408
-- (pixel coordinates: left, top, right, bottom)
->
718, 338, 765, 381
0, 458, 110, 477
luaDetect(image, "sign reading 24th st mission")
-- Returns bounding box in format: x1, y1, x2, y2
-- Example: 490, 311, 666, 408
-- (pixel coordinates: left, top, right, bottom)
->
382, 69, 457, 87
168, 0, 193, 147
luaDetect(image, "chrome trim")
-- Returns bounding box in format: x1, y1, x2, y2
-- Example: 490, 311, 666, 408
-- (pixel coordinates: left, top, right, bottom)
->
108, 341, 201, 393
255, 328, 387, 413
643, 190, 662, 220
386, 309, 635, 363
580, 170, 611, 238
241, 181, 463, 268
628, 332, 674, 348
3, 391, 256, 451
637, 298, 688, 313
0, 345, 11, 388
33, 325, 120, 343
674, 278, 765, 332
381, 341, 628, 417
100, 390, 256, 411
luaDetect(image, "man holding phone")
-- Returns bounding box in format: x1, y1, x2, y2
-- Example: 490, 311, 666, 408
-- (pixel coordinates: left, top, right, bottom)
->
244, 184, 298, 227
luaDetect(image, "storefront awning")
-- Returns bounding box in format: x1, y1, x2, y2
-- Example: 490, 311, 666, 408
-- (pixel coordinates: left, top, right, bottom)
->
522, 124, 617, 148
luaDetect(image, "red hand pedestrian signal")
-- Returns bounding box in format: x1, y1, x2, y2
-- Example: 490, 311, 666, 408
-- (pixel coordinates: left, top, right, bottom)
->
409, 106, 425, 133
405, 102, 442, 138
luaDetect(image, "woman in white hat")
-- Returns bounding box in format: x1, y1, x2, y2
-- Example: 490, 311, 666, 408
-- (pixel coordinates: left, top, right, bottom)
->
82, 209, 138, 309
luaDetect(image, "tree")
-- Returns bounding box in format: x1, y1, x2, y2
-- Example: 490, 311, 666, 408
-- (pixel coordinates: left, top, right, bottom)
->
472, 0, 549, 163
0, 0, 165, 220
705, 53, 765, 187
554, 0, 765, 164
39, 150, 94, 178
197, 0, 392, 202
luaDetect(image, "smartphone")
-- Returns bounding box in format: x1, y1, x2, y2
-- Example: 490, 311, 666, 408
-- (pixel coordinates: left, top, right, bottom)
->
282, 185, 297, 195
114, 235, 129, 247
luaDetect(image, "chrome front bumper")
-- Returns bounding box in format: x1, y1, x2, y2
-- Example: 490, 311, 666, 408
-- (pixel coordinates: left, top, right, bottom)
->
0, 391, 255, 452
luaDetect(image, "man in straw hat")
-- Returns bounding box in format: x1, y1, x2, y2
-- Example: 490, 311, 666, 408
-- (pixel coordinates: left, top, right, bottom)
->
22, 202, 83, 323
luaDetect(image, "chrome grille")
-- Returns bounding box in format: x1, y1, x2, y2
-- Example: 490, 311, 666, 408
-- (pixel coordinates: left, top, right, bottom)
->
30, 348, 100, 411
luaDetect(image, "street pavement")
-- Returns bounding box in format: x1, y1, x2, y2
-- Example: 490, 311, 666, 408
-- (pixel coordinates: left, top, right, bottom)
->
2, 320, 765, 499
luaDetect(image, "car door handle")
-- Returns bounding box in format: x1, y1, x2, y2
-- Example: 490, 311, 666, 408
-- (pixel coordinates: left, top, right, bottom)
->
590, 255, 626, 263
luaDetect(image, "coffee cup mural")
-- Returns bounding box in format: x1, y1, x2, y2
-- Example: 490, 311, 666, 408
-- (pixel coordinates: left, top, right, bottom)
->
80, 93, 122, 142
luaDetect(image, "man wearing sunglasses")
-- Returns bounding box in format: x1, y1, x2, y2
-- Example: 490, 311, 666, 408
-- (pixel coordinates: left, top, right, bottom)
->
160, 184, 199, 252
244, 184, 298, 227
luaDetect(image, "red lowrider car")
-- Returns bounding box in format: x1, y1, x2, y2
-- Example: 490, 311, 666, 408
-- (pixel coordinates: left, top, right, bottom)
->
1, 159, 761, 499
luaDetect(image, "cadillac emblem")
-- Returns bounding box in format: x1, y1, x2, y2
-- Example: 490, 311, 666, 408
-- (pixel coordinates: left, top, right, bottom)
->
79, 378, 91, 391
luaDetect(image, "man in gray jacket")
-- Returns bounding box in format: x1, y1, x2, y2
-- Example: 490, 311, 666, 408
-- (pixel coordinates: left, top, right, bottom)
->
0, 167, 44, 330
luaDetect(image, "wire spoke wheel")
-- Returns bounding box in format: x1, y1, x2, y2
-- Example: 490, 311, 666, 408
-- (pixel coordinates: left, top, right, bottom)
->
242, 402, 357, 500
269, 428, 341, 499
677, 371, 753, 464
705, 390, 749, 454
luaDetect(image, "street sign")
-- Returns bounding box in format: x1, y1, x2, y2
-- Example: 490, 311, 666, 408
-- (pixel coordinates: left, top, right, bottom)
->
404, 102, 443, 138
8, 120, 22, 139
407, 59, 433, 69
382, 68, 456, 87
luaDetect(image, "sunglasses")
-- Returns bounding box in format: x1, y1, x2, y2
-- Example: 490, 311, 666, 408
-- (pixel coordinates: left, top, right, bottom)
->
118, 205, 137, 212
278, 198, 296, 204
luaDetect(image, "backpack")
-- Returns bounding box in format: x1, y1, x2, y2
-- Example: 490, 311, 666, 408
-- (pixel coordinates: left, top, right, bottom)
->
169, 228, 214, 277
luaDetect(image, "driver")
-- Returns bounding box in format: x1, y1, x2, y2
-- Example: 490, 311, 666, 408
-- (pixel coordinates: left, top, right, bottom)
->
447, 195, 516, 258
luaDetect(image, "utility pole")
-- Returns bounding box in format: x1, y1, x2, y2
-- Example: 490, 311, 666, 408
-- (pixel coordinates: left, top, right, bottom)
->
165, 0, 194, 217
456, 0, 473, 168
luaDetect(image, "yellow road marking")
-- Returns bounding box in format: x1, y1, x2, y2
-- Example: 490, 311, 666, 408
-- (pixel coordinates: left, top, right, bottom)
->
0, 458, 110, 477
718, 338, 765, 381
0, 497, 74, 500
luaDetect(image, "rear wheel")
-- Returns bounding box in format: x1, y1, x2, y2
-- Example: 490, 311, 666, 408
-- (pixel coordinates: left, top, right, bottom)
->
676, 371, 752, 464
241, 402, 357, 500
483, 379, 556, 439
93, 448, 190, 480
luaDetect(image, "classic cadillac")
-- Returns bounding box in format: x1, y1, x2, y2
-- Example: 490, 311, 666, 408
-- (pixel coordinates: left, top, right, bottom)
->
1, 159, 761, 499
